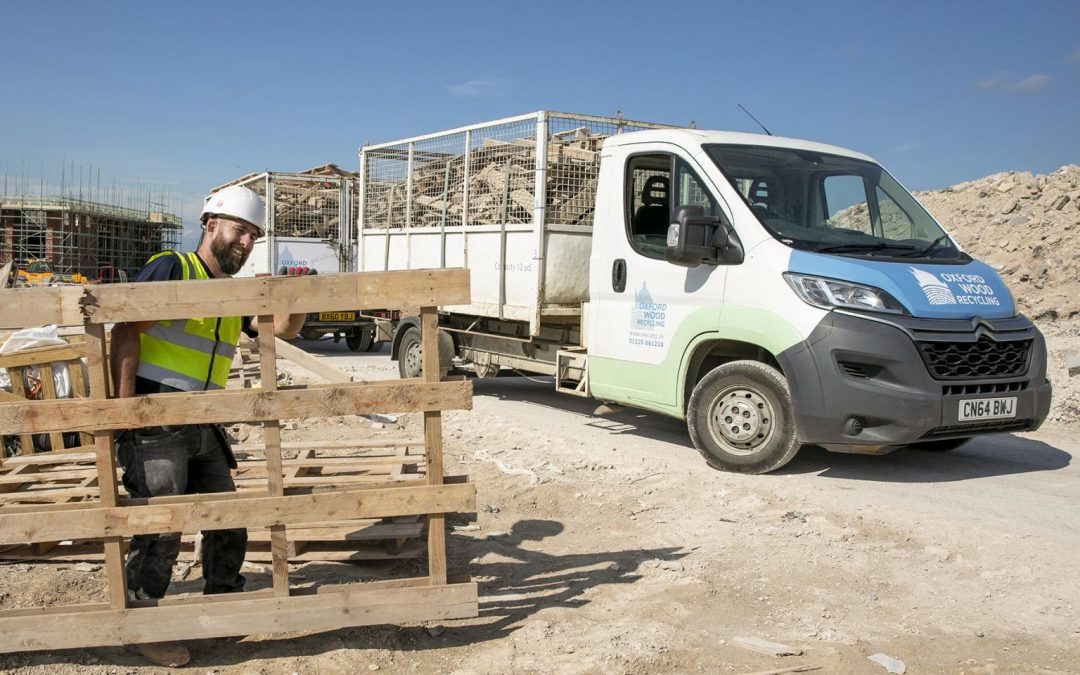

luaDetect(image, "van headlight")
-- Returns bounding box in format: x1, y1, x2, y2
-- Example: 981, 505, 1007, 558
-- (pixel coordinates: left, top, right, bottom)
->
783, 273, 908, 315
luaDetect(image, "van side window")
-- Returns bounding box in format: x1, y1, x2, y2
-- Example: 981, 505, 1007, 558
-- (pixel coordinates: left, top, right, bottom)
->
876, 186, 915, 239
626, 154, 673, 258
822, 175, 872, 234
674, 159, 719, 217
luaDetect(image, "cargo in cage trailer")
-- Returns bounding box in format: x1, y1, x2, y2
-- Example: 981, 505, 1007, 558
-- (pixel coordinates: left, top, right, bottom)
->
212, 166, 390, 352
357, 110, 1052, 474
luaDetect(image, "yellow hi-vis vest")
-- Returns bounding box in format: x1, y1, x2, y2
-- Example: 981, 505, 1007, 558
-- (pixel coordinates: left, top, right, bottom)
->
136, 251, 242, 391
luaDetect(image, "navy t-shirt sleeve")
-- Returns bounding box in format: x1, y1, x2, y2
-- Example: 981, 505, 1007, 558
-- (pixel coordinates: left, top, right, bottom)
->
135, 254, 184, 282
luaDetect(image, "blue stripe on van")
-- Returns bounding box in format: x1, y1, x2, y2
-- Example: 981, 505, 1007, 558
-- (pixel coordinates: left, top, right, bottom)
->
787, 250, 1015, 319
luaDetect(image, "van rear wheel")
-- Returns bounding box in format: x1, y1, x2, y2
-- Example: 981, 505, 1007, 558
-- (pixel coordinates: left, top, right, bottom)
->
687, 360, 800, 474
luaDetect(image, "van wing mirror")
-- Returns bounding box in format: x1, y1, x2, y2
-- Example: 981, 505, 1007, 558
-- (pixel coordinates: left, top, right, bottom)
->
665, 205, 728, 267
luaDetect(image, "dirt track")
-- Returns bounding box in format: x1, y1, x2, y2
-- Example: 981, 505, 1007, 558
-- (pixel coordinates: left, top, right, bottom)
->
1, 340, 1076, 674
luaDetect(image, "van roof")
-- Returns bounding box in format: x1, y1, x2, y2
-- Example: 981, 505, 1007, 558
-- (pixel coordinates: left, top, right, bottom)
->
603, 128, 877, 164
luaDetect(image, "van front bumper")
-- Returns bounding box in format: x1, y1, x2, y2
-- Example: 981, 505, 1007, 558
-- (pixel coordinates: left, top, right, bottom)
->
777, 311, 1052, 448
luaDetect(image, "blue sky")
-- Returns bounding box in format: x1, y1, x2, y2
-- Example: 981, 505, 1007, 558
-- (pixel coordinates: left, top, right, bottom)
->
2, 0, 1077, 249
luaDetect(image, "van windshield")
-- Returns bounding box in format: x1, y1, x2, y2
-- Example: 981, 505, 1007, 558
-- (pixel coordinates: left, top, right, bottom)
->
705, 144, 969, 262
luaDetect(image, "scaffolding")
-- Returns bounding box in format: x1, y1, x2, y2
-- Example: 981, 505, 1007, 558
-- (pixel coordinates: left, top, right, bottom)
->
0, 195, 181, 281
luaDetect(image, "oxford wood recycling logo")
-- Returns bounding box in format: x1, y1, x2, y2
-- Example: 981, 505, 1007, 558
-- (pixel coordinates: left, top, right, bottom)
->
629, 282, 666, 348
908, 267, 1001, 307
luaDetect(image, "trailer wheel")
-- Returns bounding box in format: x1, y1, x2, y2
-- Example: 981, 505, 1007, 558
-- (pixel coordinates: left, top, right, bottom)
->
687, 360, 800, 474
397, 327, 423, 378
346, 327, 373, 352
909, 437, 971, 452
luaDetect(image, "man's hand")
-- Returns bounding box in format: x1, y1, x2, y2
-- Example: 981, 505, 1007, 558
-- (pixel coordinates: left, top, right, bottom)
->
257, 266, 314, 339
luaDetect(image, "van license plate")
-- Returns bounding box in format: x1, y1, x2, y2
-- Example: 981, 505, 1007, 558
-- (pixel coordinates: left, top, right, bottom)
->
958, 396, 1017, 422
318, 312, 355, 322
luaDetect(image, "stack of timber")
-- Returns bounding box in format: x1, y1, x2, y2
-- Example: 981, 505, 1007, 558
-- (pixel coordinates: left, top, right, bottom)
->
0, 268, 476, 653
217, 164, 357, 238
367, 127, 607, 228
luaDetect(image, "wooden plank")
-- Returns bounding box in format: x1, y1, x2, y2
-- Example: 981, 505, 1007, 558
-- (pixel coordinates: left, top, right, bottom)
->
0, 481, 476, 544
0, 379, 471, 434
75, 269, 471, 324
731, 637, 804, 657
0, 539, 427, 563
421, 307, 447, 585
244, 542, 424, 562
36, 364, 67, 453
273, 337, 353, 384
0, 345, 84, 369
0, 286, 84, 330
84, 324, 128, 609
0, 468, 100, 485
4, 370, 35, 455
0, 489, 103, 503
0, 580, 477, 652
0, 464, 36, 494
232, 438, 424, 452
258, 314, 291, 597
0, 452, 96, 466
66, 360, 94, 446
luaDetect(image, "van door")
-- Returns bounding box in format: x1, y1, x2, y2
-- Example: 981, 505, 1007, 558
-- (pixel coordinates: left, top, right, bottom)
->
587, 146, 730, 414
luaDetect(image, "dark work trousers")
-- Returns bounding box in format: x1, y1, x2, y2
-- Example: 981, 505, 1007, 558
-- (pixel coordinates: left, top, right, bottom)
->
117, 424, 247, 599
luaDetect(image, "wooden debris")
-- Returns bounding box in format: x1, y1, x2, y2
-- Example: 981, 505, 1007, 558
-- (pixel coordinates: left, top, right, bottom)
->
364, 129, 609, 229
731, 637, 804, 657
736, 666, 821, 675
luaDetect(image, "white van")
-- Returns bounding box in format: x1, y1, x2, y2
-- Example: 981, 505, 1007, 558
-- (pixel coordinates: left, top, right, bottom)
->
358, 111, 1051, 473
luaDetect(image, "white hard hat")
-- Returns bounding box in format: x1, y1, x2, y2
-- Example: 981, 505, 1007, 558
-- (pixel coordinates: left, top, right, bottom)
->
201, 185, 266, 237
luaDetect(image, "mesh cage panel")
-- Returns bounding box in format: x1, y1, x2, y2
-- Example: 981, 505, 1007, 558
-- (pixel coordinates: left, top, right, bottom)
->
545, 113, 671, 226
364, 145, 410, 228
360, 112, 678, 230
466, 119, 537, 226
411, 132, 467, 228
235, 175, 346, 238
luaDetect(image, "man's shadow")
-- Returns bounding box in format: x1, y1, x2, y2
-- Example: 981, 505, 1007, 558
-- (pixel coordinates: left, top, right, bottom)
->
430, 518, 687, 646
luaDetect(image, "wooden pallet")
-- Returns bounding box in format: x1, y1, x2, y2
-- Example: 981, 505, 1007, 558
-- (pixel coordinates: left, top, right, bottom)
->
0, 269, 477, 653
0, 439, 430, 560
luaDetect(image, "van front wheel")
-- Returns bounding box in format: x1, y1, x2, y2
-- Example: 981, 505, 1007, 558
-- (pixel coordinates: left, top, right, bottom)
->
687, 360, 800, 474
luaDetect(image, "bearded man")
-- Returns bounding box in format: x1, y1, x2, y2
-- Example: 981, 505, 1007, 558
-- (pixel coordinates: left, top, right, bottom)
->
109, 185, 305, 666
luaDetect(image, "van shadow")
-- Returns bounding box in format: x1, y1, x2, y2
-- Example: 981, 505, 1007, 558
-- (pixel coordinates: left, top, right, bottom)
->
472, 375, 691, 446
778, 433, 1072, 482
473, 375, 1072, 484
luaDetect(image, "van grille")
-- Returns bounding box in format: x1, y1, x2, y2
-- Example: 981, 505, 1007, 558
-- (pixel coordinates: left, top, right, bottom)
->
942, 381, 1028, 397
917, 337, 1031, 380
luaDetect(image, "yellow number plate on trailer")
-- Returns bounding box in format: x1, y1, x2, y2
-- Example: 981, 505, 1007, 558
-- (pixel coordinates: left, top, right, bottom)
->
318, 312, 356, 322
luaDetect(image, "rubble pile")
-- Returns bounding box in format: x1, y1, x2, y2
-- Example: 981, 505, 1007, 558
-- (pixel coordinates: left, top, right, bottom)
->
916, 164, 1080, 323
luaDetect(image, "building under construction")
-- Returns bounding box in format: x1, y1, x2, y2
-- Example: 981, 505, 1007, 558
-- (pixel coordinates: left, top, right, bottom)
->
0, 194, 181, 281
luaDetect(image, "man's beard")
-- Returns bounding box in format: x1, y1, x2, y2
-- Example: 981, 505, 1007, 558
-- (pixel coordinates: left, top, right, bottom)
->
210, 234, 250, 276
